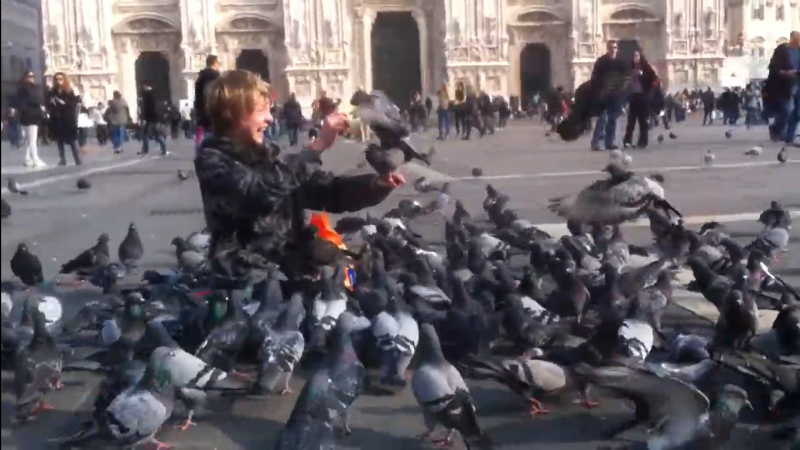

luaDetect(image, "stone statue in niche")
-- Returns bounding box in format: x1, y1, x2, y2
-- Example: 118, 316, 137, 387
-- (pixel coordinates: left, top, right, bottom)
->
323, 20, 335, 47
451, 20, 461, 45
580, 16, 591, 41
484, 17, 496, 44
673, 13, 683, 39
704, 11, 715, 39
190, 22, 203, 49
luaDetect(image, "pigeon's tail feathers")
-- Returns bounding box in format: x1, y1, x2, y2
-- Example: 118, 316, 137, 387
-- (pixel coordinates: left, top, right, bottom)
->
628, 244, 650, 257
455, 387, 493, 450
18, 190, 29, 196
50, 422, 100, 447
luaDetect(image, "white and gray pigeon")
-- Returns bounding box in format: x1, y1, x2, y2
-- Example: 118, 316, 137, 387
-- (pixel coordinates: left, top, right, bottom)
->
252, 293, 306, 396
617, 319, 655, 361
411, 323, 493, 449
309, 264, 349, 350
371, 294, 419, 386
54, 351, 176, 449
186, 229, 211, 254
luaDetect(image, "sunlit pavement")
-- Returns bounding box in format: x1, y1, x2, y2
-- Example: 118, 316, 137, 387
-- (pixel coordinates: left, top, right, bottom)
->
1, 118, 797, 449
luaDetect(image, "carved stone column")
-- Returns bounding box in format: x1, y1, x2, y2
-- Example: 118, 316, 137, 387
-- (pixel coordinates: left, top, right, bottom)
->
115, 37, 139, 120
410, 9, 430, 96
362, 9, 376, 92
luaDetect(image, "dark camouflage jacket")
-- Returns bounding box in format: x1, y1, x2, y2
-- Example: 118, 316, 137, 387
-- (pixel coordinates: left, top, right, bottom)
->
194, 137, 392, 288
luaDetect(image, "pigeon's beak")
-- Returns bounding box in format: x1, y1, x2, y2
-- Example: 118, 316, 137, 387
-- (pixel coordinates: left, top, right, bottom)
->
745, 400, 754, 411
759, 262, 775, 280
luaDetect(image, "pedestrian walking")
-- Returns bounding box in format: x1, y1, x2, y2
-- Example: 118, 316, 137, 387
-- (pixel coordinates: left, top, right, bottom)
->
622, 50, 657, 149
283, 92, 303, 146
138, 84, 169, 156
766, 31, 800, 144
10, 71, 46, 168
194, 55, 221, 148
590, 40, 628, 151
46, 72, 82, 165
105, 91, 129, 153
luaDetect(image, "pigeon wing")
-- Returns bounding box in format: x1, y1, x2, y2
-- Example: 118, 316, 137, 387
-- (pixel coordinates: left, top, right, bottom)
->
104, 388, 168, 442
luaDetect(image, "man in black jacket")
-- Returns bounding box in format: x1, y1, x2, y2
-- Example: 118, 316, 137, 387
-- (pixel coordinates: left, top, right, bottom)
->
138, 84, 168, 155
766, 31, 800, 144
194, 55, 221, 147
589, 40, 628, 151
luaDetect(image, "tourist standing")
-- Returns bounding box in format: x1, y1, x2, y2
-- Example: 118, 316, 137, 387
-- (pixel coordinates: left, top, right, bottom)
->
282, 92, 303, 146
138, 84, 168, 155
701, 87, 716, 125
766, 31, 800, 144
47, 72, 82, 165
622, 50, 657, 149
436, 84, 451, 140
105, 91, 129, 153
10, 71, 46, 168
194, 55, 221, 147
589, 40, 628, 151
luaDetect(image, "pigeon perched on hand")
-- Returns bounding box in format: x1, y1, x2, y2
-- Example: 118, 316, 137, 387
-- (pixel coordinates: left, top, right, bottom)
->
351, 89, 429, 166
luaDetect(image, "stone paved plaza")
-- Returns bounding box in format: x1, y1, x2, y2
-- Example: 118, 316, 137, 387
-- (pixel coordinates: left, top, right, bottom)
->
1, 117, 798, 449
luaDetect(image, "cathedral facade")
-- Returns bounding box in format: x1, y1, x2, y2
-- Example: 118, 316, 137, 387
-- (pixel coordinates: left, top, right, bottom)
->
42, 0, 749, 117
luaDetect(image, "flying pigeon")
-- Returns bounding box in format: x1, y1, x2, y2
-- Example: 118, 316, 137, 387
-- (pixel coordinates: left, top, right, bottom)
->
76, 178, 91, 190
7, 178, 28, 195
118, 222, 144, 271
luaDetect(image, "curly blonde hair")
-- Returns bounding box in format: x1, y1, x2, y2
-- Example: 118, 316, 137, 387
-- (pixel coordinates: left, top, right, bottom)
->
206, 69, 272, 137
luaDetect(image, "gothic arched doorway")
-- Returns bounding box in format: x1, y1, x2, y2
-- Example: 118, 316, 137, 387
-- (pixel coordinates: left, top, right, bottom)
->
519, 43, 551, 109
236, 49, 270, 82
371, 11, 422, 111
135, 52, 171, 104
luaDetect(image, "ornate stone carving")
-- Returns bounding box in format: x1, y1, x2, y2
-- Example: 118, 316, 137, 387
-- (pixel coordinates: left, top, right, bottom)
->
229, 18, 269, 31
126, 18, 173, 33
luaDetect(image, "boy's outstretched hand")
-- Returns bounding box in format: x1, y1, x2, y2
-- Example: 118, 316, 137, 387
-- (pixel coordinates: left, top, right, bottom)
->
376, 172, 405, 189
310, 112, 349, 152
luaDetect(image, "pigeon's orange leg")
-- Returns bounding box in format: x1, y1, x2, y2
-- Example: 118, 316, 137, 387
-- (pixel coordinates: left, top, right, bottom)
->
174, 411, 197, 431
528, 398, 550, 416
32, 400, 55, 415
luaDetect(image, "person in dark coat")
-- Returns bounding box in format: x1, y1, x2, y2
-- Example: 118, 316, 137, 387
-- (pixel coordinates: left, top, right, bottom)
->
453, 82, 466, 135
766, 31, 800, 143
701, 87, 716, 125
10, 71, 46, 167
588, 40, 630, 151
138, 84, 168, 155
194, 54, 221, 147
194, 70, 402, 290
46, 72, 82, 166
622, 50, 657, 149
463, 86, 479, 140
478, 90, 495, 136
282, 92, 304, 147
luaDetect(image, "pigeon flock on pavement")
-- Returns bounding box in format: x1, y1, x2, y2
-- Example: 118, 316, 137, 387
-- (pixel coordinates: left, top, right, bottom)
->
1, 91, 798, 450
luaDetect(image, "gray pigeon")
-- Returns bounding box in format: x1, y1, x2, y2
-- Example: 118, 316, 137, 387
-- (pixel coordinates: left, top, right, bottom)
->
411, 323, 493, 449
371, 294, 419, 386
7, 177, 28, 195
778, 147, 788, 163
118, 222, 143, 271
1, 197, 10, 218
13, 306, 63, 423
365, 143, 405, 176
273, 312, 365, 449
53, 351, 176, 449
170, 237, 207, 272
579, 363, 751, 448
252, 294, 306, 396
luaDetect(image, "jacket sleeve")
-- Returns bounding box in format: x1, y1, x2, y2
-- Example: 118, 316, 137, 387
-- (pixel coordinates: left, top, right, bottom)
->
290, 149, 393, 213
768, 45, 787, 72
194, 147, 296, 220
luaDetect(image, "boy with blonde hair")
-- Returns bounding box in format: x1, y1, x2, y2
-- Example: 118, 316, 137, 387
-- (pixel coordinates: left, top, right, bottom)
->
194, 70, 404, 287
